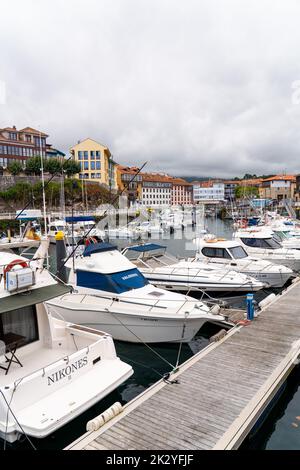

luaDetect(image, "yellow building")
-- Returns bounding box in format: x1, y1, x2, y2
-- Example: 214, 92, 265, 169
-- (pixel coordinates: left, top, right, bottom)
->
71, 138, 117, 189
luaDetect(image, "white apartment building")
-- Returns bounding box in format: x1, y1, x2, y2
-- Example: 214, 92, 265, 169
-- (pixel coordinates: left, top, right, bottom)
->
193, 182, 225, 202
141, 178, 172, 206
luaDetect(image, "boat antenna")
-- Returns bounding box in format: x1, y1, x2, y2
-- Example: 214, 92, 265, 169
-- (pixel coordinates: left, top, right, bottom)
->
60, 161, 148, 268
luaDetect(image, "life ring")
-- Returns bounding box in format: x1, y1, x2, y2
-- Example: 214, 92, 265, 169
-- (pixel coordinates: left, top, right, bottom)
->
3, 259, 29, 281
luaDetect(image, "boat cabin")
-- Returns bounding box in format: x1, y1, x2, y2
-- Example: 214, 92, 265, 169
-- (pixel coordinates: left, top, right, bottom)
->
234, 230, 282, 250
199, 239, 249, 261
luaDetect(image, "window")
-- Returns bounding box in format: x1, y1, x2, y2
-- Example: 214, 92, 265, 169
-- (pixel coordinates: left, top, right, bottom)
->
90, 151, 95, 160
84, 161, 89, 170
96, 161, 101, 170
201, 247, 231, 259
84, 151, 88, 160
95, 173, 101, 178
9, 132, 17, 140
240, 237, 280, 249
26, 135, 31, 142
228, 246, 248, 259
96, 151, 100, 159
91, 161, 95, 170
78, 151, 83, 160
0, 305, 39, 348
34, 136, 41, 146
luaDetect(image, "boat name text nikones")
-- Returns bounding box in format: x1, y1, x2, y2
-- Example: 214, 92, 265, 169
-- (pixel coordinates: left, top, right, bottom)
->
47, 356, 88, 386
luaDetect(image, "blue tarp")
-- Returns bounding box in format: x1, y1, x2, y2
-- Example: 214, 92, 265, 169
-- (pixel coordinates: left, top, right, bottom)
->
65, 216, 95, 223
83, 242, 117, 257
128, 243, 166, 252
77, 268, 148, 293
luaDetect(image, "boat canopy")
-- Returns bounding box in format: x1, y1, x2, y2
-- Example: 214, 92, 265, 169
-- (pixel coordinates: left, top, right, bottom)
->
77, 268, 148, 293
65, 216, 95, 223
0, 283, 72, 314
127, 243, 166, 252
83, 242, 117, 257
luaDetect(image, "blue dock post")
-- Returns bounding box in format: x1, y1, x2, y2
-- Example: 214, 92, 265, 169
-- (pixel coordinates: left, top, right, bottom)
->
246, 293, 254, 320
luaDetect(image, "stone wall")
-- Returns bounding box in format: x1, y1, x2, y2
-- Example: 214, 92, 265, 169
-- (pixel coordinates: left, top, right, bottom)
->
0, 175, 62, 190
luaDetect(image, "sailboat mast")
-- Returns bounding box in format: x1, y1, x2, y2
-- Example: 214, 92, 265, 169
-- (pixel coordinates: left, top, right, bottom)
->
40, 131, 47, 237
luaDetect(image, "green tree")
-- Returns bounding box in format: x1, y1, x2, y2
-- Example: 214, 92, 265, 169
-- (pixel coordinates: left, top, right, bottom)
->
44, 158, 62, 175
63, 160, 81, 177
25, 157, 46, 175
7, 161, 23, 175
243, 173, 257, 180
235, 186, 259, 199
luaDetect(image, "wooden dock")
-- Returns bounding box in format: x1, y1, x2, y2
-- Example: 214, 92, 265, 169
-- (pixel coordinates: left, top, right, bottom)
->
66, 279, 300, 450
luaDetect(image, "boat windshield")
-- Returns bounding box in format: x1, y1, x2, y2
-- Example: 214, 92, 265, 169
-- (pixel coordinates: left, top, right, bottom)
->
228, 246, 248, 259
77, 268, 149, 293
241, 237, 281, 249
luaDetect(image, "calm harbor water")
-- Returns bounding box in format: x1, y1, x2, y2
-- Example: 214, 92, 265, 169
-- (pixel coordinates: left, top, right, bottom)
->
7, 217, 300, 450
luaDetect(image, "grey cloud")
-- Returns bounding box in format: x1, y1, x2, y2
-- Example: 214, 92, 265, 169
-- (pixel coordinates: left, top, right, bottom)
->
1, 0, 300, 178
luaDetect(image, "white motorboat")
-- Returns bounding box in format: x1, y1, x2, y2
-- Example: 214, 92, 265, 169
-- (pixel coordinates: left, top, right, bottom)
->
122, 243, 265, 293
45, 242, 226, 343
48, 220, 82, 245
74, 219, 106, 241
106, 226, 140, 239
0, 241, 133, 443
233, 228, 300, 272
136, 221, 164, 236
194, 235, 293, 288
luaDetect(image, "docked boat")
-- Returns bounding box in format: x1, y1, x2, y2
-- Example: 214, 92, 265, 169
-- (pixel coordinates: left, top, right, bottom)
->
48, 219, 82, 245
0, 241, 133, 443
233, 228, 300, 272
136, 221, 164, 236
45, 242, 227, 343
106, 226, 139, 239
122, 243, 266, 293
194, 236, 293, 288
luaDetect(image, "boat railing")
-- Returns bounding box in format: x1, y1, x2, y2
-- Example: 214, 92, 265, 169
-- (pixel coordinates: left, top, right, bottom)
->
69, 293, 168, 311
11, 339, 101, 389
59, 292, 206, 314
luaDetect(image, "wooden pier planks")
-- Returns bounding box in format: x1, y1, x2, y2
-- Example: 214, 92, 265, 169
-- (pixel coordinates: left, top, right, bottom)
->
67, 280, 300, 451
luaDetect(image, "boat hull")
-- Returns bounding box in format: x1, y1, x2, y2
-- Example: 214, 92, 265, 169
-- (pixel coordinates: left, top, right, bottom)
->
46, 302, 211, 343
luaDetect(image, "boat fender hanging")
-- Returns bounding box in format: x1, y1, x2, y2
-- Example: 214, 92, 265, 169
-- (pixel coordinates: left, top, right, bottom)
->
3, 259, 29, 281
210, 304, 221, 315
86, 402, 123, 432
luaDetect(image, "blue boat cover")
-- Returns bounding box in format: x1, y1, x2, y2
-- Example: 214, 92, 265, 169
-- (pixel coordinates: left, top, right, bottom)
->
77, 268, 148, 293
83, 242, 117, 257
65, 216, 95, 222
127, 243, 166, 252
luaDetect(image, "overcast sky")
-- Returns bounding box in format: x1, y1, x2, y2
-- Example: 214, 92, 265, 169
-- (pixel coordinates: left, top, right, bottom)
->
1, 0, 300, 178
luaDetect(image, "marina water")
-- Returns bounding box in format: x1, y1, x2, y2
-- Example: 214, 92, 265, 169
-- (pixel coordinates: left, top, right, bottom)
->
7, 217, 300, 450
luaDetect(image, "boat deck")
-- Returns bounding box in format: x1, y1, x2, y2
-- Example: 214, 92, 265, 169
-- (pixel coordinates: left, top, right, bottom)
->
66, 279, 300, 450
0, 346, 74, 386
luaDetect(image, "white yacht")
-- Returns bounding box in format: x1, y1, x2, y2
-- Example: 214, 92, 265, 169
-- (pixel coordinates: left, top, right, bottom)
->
122, 243, 265, 293
0, 242, 133, 443
194, 236, 293, 288
45, 242, 226, 344
233, 228, 300, 272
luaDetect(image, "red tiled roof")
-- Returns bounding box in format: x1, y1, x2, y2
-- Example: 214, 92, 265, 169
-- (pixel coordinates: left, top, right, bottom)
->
262, 175, 296, 182
19, 127, 48, 137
